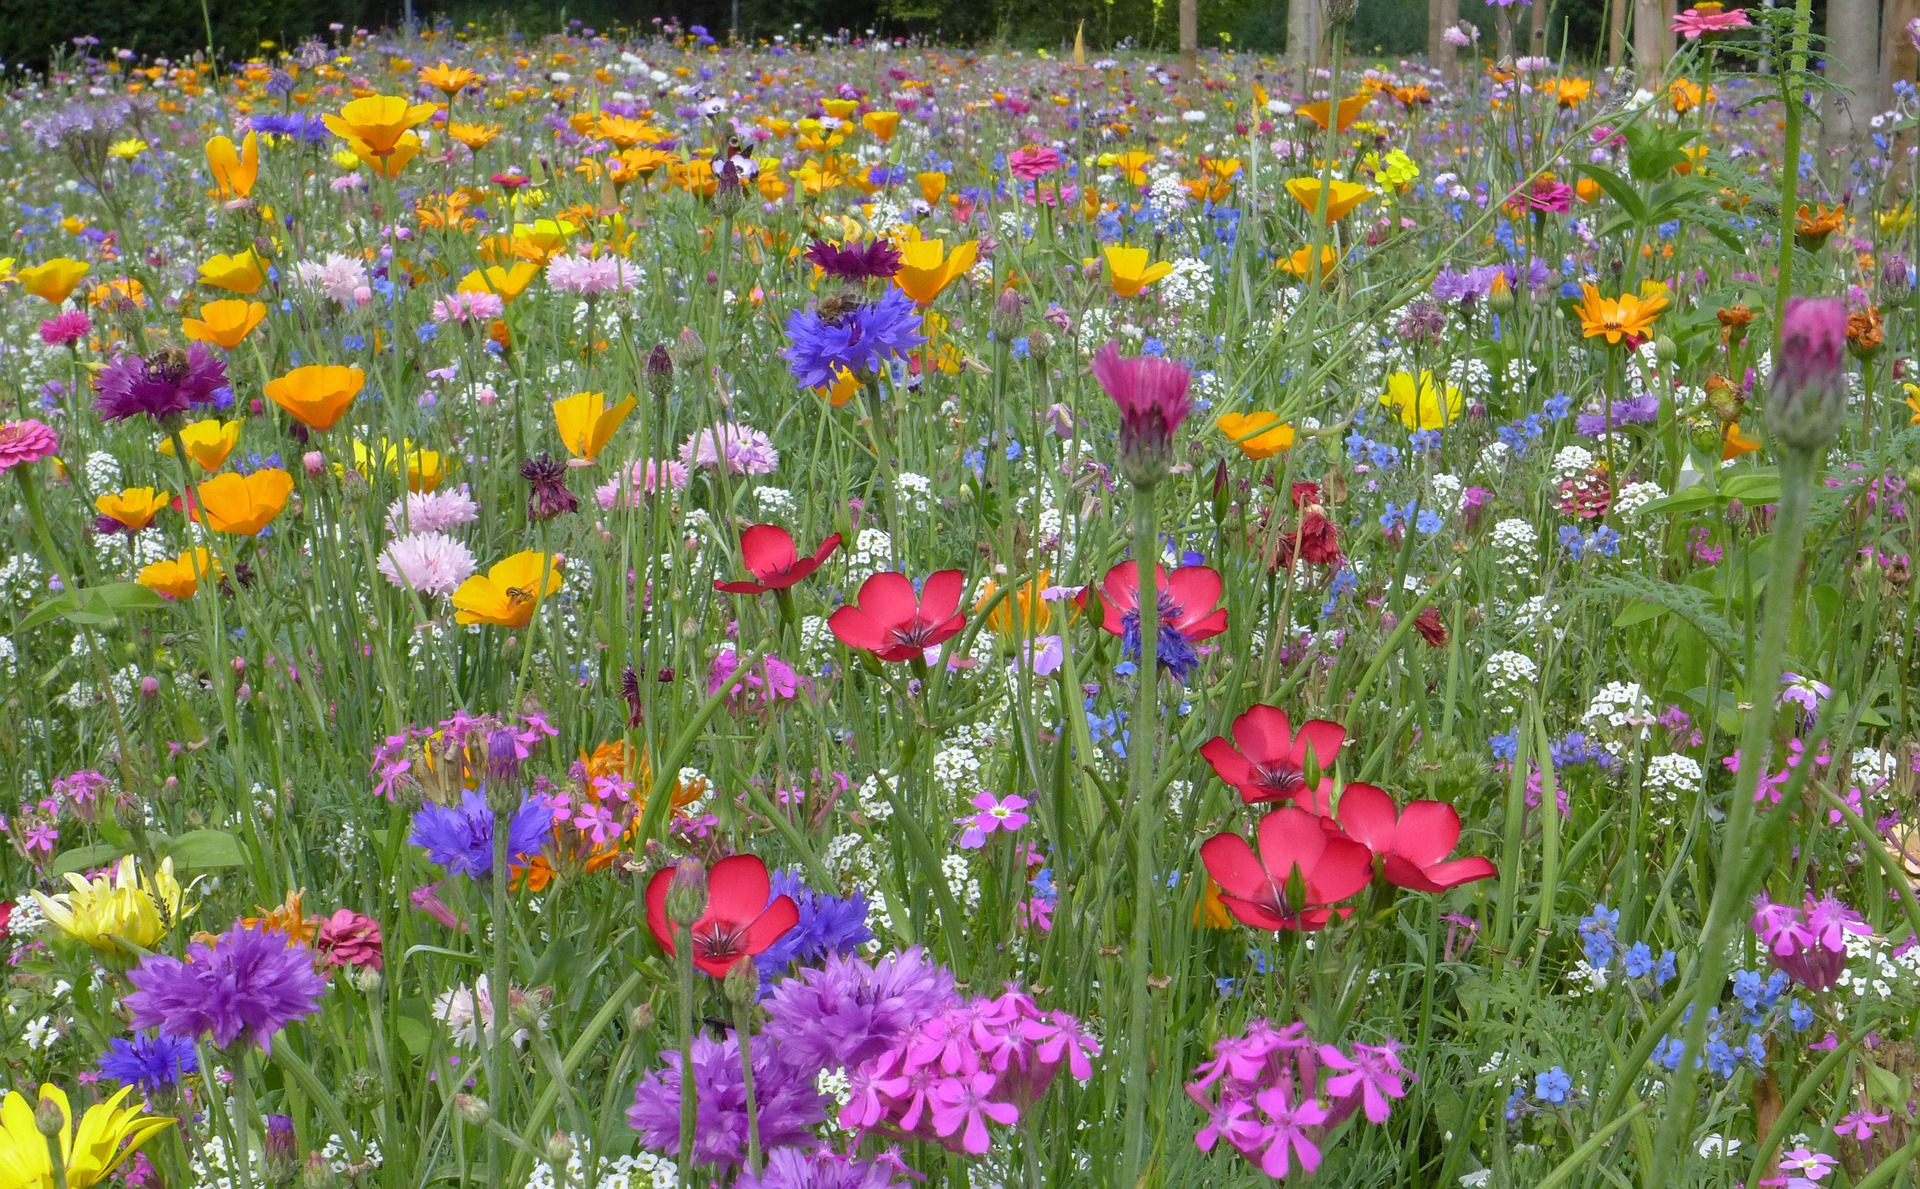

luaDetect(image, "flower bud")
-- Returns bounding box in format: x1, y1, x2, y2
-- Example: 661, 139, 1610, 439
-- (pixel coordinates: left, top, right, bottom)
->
455, 1094, 491, 1127
353, 966, 383, 995
646, 344, 674, 398
1653, 334, 1677, 365
300, 1154, 338, 1189
33, 1093, 64, 1137
722, 954, 760, 1005
990, 287, 1026, 339
675, 327, 706, 369
140, 675, 161, 698
263, 1114, 300, 1185
546, 1131, 574, 1167
629, 1002, 656, 1031
302, 450, 326, 476
663, 856, 708, 926
1027, 327, 1053, 363
1766, 297, 1848, 451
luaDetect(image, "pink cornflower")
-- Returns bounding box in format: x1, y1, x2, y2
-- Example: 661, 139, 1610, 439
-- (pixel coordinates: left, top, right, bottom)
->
0, 420, 59, 472
679, 424, 779, 475
1672, 5, 1752, 38
545, 252, 638, 297
385, 485, 480, 534
295, 253, 371, 307
39, 310, 91, 347
430, 289, 505, 324
960, 793, 1029, 848
595, 459, 690, 509
1092, 340, 1191, 487
378, 531, 478, 596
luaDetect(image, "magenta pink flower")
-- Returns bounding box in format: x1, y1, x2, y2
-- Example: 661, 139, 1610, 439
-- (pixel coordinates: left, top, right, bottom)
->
929, 1072, 1019, 1154
960, 792, 1029, 847
1253, 1086, 1327, 1178
0, 420, 59, 472
1008, 145, 1062, 182
1092, 340, 1192, 486
39, 310, 91, 347
1672, 4, 1751, 37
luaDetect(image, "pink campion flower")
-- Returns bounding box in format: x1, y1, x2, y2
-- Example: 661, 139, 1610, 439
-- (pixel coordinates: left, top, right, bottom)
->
1911, 16, 1920, 49
1195, 1093, 1267, 1155
1016, 898, 1053, 931
1751, 894, 1869, 990
1253, 1086, 1327, 1178
0, 420, 60, 472
1672, 4, 1752, 38
1092, 340, 1192, 487
959, 792, 1029, 848
1319, 1041, 1411, 1124
39, 310, 91, 347
1007, 145, 1062, 181
1835, 1109, 1890, 1141
929, 1073, 1019, 1155
411, 881, 466, 931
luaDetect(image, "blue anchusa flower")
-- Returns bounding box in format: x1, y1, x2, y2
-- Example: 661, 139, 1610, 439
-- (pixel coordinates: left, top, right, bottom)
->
1534, 1067, 1572, 1105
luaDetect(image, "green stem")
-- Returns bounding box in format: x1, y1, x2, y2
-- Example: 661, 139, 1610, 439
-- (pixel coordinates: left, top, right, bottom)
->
1771, 0, 1813, 356
1119, 481, 1161, 1187
487, 812, 511, 1187
677, 925, 697, 1182
1646, 445, 1815, 1179
732, 996, 761, 1176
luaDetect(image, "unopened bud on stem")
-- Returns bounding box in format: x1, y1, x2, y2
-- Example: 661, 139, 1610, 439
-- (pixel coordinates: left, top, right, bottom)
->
1767, 297, 1848, 452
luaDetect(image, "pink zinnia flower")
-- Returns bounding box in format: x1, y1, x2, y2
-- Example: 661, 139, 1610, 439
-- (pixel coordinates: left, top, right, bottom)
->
1008, 145, 1062, 182
378, 531, 478, 595
1092, 340, 1191, 488
39, 310, 91, 347
314, 909, 384, 970
0, 420, 60, 472
1672, 5, 1751, 38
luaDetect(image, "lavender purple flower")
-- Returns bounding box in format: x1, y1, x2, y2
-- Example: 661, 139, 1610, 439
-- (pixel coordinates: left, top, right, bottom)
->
124, 924, 328, 1052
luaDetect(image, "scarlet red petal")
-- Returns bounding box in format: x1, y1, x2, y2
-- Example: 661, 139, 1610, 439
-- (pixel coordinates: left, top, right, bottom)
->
1218, 894, 1291, 932
1380, 855, 1447, 893
1310, 836, 1378, 904
706, 854, 772, 923
921, 612, 966, 651
1165, 565, 1223, 620
715, 579, 773, 595
744, 894, 800, 954
1255, 806, 1328, 885
828, 606, 888, 652
809, 533, 844, 568
1420, 856, 1499, 889
1233, 704, 1295, 767
644, 869, 677, 958
1333, 782, 1398, 855
1181, 607, 1230, 642
919, 569, 967, 621
740, 524, 799, 578
1099, 561, 1141, 616
1395, 800, 1464, 868
856, 571, 920, 627
1292, 719, 1348, 774
694, 953, 741, 979
1199, 736, 1255, 791
1199, 832, 1264, 900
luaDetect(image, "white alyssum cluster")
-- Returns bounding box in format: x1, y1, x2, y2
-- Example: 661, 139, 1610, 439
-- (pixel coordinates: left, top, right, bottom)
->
1645, 754, 1704, 806
1482, 651, 1539, 716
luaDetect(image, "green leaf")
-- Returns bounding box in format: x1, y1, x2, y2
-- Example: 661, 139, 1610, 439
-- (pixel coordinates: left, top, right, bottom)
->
1719, 470, 1782, 504
1612, 602, 1667, 628
17, 582, 170, 632
1577, 164, 1647, 223
160, 828, 247, 869
1866, 1060, 1906, 1106
50, 842, 128, 876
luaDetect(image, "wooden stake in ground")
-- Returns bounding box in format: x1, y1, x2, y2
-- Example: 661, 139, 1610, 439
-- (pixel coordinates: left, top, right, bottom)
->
1633, 0, 1672, 77
1180, 0, 1198, 77
1819, 0, 1881, 172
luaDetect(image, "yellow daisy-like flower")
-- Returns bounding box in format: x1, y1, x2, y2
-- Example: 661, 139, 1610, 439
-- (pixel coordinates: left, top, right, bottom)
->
108, 139, 148, 160
1379, 370, 1463, 431
0, 1084, 173, 1188
32, 855, 192, 953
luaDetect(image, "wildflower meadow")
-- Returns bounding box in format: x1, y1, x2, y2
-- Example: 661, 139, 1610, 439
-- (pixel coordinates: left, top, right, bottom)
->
2, 5, 1920, 1187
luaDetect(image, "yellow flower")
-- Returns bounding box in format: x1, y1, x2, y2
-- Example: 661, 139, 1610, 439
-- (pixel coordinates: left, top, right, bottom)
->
1881, 205, 1915, 235
1575, 280, 1670, 345
0, 1084, 173, 1188
893, 236, 978, 306
206, 130, 260, 199
108, 138, 148, 160
1103, 245, 1173, 298
916, 171, 947, 205
818, 366, 862, 407
419, 62, 480, 97
1722, 422, 1760, 460
32, 855, 190, 952
198, 251, 269, 295
1277, 245, 1341, 284
265, 364, 365, 431
457, 263, 540, 304
1111, 151, 1153, 186
322, 94, 437, 156
159, 418, 242, 470
94, 487, 170, 531
452, 551, 565, 627
553, 391, 637, 462
345, 440, 448, 492
1379, 370, 1463, 431
1296, 92, 1373, 132
1904, 382, 1920, 426
1217, 411, 1296, 459
350, 131, 423, 177
181, 299, 267, 349
16, 258, 91, 304
137, 548, 221, 600
1285, 177, 1374, 224
861, 110, 900, 141
975, 569, 1053, 636
191, 469, 293, 536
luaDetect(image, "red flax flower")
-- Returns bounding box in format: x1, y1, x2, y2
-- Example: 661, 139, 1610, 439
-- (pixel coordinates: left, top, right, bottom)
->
1200, 704, 1345, 811
714, 524, 842, 594
829, 569, 967, 662
1085, 561, 1227, 682
1333, 783, 1497, 892
645, 854, 797, 978
1199, 807, 1373, 932
1093, 340, 1192, 488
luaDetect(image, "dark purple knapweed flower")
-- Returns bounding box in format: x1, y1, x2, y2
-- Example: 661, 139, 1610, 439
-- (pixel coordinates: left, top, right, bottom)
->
804, 238, 903, 282
410, 788, 554, 879
739, 1147, 914, 1188
627, 1031, 826, 1168
1092, 340, 1192, 489
782, 288, 925, 390
123, 924, 328, 1053
97, 1032, 199, 1094
520, 453, 579, 521
93, 345, 229, 423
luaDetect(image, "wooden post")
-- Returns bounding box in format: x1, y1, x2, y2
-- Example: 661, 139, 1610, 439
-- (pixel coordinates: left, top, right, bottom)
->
1888, 0, 1919, 107
1530, 0, 1548, 57
1179, 0, 1198, 78
1632, 0, 1671, 78
1609, 0, 1628, 69
1818, 0, 1880, 169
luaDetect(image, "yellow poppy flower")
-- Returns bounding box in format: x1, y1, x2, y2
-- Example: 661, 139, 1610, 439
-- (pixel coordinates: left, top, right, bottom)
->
1296, 92, 1373, 132
0, 1084, 173, 1188
198, 251, 268, 295
265, 364, 365, 431
1284, 177, 1374, 224
349, 131, 423, 177
16, 258, 91, 304
818, 366, 862, 407
457, 263, 540, 304
861, 110, 900, 141
32, 855, 191, 952
181, 299, 267, 349
191, 469, 293, 535
345, 439, 448, 492
820, 98, 859, 120
138, 548, 221, 600
1379, 370, 1463, 431
1103, 245, 1173, 298
322, 94, 437, 156
159, 418, 242, 470
452, 551, 565, 627
206, 130, 260, 199
94, 487, 170, 531
553, 391, 637, 462
1217, 411, 1296, 459
893, 236, 978, 307
1112, 151, 1153, 186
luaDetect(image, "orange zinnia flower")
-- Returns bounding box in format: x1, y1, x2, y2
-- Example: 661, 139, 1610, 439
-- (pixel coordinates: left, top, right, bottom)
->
192, 469, 293, 535
265, 365, 366, 431
181, 299, 266, 349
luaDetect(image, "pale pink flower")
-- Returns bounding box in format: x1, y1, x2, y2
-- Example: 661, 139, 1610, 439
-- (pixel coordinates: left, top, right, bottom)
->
296, 253, 371, 307
545, 252, 638, 297
378, 531, 478, 596
595, 459, 689, 508
430, 290, 505, 324
385, 485, 481, 534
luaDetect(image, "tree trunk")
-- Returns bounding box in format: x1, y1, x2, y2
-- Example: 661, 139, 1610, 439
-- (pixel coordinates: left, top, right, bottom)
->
1886, 0, 1917, 106
1529, 0, 1549, 57
1818, 0, 1879, 170
1428, 0, 1450, 75
1179, 0, 1198, 78
1288, 0, 1320, 95
1609, 0, 1627, 68
1632, 0, 1671, 79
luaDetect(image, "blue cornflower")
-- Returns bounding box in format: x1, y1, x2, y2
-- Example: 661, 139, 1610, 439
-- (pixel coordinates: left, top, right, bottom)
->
409, 789, 553, 879
98, 1032, 198, 1093
755, 869, 872, 986
1535, 1067, 1571, 1105
782, 288, 925, 390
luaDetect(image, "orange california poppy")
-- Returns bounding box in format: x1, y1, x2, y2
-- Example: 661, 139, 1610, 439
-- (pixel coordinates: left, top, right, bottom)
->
95, 487, 170, 531
160, 418, 242, 471
1722, 423, 1760, 460
553, 391, 637, 462
206, 131, 260, 199
198, 251, 268, 295
17, 259, 91, 304
191, 469, 293, 535
1284, 177, 1373, 224
1102, 245, 1172, 298
322, 94, 437, 156
265, 365, 366, 432
181, 299, 267, 349
1217, 412, 1296, 460
894, 237, 978, 307
137, 548, 221, 599
1296, 92, 1373, 132
452, 551, 565, 627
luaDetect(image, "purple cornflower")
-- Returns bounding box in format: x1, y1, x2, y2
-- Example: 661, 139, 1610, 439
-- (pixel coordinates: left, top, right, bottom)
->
97, 1032, 199, 1093
805, 238, 903, 282
1575, 394, 1660, 436
783, 287, 925, 389
627, 1031, 826, 1168
409, 789, 554, 879
761, 948, 957, 1075
124, 924, 328, 1052
93, 345, 229, 423
959, 793, 1029, 848
738, 1148, 912, 1189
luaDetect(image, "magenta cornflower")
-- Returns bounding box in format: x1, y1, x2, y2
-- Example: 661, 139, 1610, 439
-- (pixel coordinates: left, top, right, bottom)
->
1092, 340, 1192, 487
